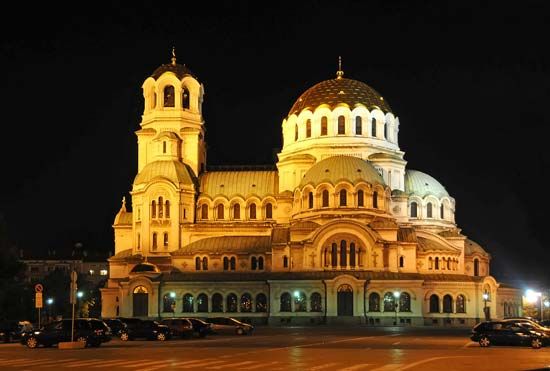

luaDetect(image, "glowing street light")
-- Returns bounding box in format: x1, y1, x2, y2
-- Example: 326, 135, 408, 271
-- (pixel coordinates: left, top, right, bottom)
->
46, 298, 54, 305
77, 291, 84, 299
393, 291, 400, 325
525, 289, 544, 321
482, 292, 490, 321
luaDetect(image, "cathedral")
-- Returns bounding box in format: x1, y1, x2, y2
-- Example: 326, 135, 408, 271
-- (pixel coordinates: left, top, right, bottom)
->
101, 54, 521, 326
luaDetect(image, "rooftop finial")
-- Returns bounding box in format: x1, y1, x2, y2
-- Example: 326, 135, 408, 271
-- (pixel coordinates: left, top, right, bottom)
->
336, 56, 344, 79
120, 196, 127, 212
171, 46, 177, 65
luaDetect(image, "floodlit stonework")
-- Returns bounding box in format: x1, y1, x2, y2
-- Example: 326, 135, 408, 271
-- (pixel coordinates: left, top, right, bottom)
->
101, 55, 521, 326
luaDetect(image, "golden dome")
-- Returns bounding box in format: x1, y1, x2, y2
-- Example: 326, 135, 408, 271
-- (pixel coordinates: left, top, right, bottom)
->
289, 77, 392, 116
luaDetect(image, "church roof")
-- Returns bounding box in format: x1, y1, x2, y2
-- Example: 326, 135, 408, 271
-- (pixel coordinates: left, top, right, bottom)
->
300, 155, 385, 188
417, 236, 459, 253
200, 171, 278, 198
397, 227, 417, 243
464, 238, 489, 256
289, 77, 392, 116
405, 170, 449, 198
134, 160, 197, 186
151, 63, 196, 80
172, 236, 272, 255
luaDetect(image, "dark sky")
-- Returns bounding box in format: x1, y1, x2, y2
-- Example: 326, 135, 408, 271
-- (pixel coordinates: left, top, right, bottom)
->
1, 1, 549, 284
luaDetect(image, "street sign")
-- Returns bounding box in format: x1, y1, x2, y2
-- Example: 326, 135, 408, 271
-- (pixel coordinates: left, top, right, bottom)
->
35, 292, 43, 308
34, 284, 43, 293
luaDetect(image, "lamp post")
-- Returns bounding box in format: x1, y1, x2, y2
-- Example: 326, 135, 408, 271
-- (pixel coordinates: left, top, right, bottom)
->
393, 291, 400, 326
170, 291, 177, 317
526, 289, 543, 321
482, 292, 489, 321
46, 298, 54, 324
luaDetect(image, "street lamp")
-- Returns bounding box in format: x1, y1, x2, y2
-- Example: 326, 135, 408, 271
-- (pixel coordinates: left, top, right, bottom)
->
170, 292, 177, 317
77, 291, 84, 299
482, 292, 489, 321
393, 291, 401, 325
46, 298, 54, 324
525, 289, 543, 321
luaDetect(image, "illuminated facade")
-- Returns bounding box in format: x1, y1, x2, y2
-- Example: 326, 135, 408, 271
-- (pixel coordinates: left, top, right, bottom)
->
101, 54, 521, 325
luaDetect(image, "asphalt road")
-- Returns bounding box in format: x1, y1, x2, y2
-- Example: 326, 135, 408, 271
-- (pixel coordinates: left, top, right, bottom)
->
1, 326, 549, 370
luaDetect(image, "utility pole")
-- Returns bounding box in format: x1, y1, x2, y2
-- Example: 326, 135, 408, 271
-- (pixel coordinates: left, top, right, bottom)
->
69, 271, 78, 342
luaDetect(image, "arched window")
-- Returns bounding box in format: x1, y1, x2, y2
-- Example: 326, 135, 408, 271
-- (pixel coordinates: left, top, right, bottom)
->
435, 257, 439, 270
383, 292, 395, 312
294, 291, 307, 312
233, 204, 241, 219
137, 233, 141, 250
350, 243, 356, 267
310, 292, 322, 312
212, 293, 223, 312
357, 190, 364, 207
251, 256, 257, 270
280, 292, 291, 312
373, 191, 378, 208
294, 124, 298, 141
427, 202, 433, 218
152, 92, 157, 109
223, 257, 229, 271
163, 294, 175, 312
308, 192, 314, 209
230, 257, 236, 271
400, 292, 411, 312
165, 200, 170, 218
182, 293, 194, 312
249, 204, 257, 219
195, 257, 201, 271
411, 202, 418, 217
443, 295, 453, 313
256, 293, 267, 312
440, 204, 444, 219
331, 243, 338, 267
446, 258, 451, 270
152, 200, 157, 218
163, 233, 168, 247
163, 85, 175, 107
158, 197, 164, 218
182, 87, 190, 109
197, 293, 208, 312
371, 117, 377, 137
399, 256, 404, 268
202, 257, 208, 270
163, 141, 167, 154
240, 293, 252, 312
283, 255, 289, 268
152, 233, 158, 250
340, 240, 347, 267
226, 293, 238, 312
369, 293, 380, 312
306, 119, 312, 138
429, 257, 433, 269
322, 190, 329, 207
321, 116, 328, 136
258, 256, 264, 270
355, 116, 362, 135
474, 259, 480, 276
217, 204, 224, 220
429, 294, 440, 313
383, 122, 387, 139
338, 115, 345, 134
201, 204, 208, 219
339, 189, 347, 206
456, 295, 466, 313
265, 203, 273, 219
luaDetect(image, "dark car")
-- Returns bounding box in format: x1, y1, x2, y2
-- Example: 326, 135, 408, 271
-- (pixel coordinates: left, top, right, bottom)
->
20, 318, 111, 348
207, 317, 254, 335
117, 318, 171, 341
103, 318, 128, 336
184, 318, 213, 337
501, 318, 550, 336
160, 318, 194, 339
470, 321, 549, 349
1, 320, 32, 343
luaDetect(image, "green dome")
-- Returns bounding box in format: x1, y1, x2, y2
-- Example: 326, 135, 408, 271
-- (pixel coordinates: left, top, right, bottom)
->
300, 156, 385, 188
134, 160, 196, 186
405, 170, 449, 198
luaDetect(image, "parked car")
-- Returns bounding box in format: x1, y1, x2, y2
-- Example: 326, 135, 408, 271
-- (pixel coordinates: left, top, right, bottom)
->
470, 321, 549, 349
160, 318, 194, 339
20, 318, 111, 348
103, 318, 128, 337
117, 318, 171, 341
1, 320, 32, 343
501, 318, 550, 336
207, 317, 254, 335
184, 318, 213, 337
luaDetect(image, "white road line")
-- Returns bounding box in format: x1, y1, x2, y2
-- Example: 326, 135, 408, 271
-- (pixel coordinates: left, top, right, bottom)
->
5, 358, 76, 367
240, 361, 280, 370
337, 364, 372, 371
179, 360, 225, 368
136, 359, 206, 371
206, 361, 256, 369
0, 359, 37, 366
392, 341, 401, 345
398, 356, 473, 371
122, 360, 174, 368
308, 362, 339, 370
88, 359, 153, 368
370, 364, 402, 371
64, 359, 107, 367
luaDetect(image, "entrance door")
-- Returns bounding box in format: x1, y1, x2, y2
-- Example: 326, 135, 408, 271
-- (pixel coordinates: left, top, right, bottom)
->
337, 284, 354, 316
133, 286, 149, 317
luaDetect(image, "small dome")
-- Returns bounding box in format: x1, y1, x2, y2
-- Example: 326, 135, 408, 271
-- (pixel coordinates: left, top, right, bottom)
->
134, 160, 196, 186
405, 170, 449, 198
300, 156, 385, 188
289, 77, 391, 116
130, 262, 160, 274
151, 63, 196, 80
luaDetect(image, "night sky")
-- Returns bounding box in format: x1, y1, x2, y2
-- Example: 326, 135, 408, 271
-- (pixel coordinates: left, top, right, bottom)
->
1, 1, 549, 285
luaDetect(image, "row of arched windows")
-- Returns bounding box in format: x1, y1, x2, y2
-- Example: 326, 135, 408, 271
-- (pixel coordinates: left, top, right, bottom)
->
136, 233, 169, 250
428, 256, 459, 271
298, 186, 385, 212
151, 197, 170, 219
163, 292, 268, 313
503, 302, 520, 317
323, 240, 365, 269
368, 292, 412, 312
410, 201, 448, 219
200, 202, 273, 220
279, 292, 323, 312
194, 256, 265, 271
156, 85, 190, 109
304, 189, 378, 209
294, 116, 391, 141
428, 294, 466, 313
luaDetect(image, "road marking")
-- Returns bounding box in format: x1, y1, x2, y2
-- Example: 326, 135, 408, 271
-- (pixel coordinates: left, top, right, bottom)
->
240, 361, 280, 370
136, 359, 206, 371
0, 359, 38, 366
462, 341, 477, 348
308, 362, 339, 370
123, 360, 174, 368
6, 358, 77, 367
206, 361, 256, 369
89, 359, 153, 368
399, 356, 473, 371
179, 360, 225, 368
64, 359, 108, 367
392, 341, 401, 345
337, 364, 372, 371
370, 364, 402, 371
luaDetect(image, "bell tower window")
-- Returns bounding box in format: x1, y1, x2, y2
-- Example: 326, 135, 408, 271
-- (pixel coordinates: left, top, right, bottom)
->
217, 204, 224, 220
306, 119, 311, 138
152, 233, 158, 250
165, 200, 170, 218
182, 87, 190, 109
201, 204, 208, 220
411, 202, 418, 217
338, 116, 345, 135
308, 192, 314, 209
371, 118, 377, 137
151, 201, 156, 218
339, 189, 347, 206
163, 85, 175, 107
265, 203, 273, 219
163, 141, 167, 154
440, 204, 444, 219
321, 117, 328, 136
233, 204, 241, 219
249, 204, 257, 220
322, 190, 329, 207
357, 190, 364, 207
427, 202, 433, 218
356, 116, 362, 135
158, 197, 163, 218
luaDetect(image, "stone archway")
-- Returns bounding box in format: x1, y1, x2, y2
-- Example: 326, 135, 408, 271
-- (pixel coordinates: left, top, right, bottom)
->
133, 285, 149, 317
337, 284, 354, 316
